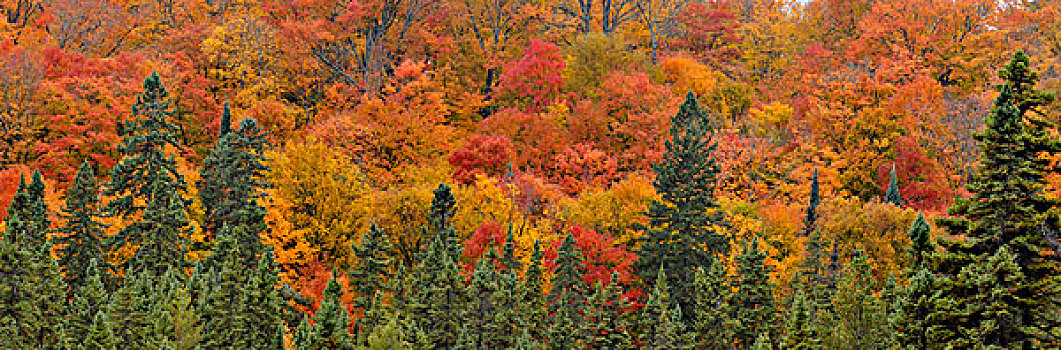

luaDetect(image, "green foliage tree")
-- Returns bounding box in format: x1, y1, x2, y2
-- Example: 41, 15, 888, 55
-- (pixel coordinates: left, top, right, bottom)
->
301, 271, 356, 349
728, 236, 777, 347
404, 236, 466, 348
66, 259, 110, 344
5, 170, 50, 249
636, 91, 728, 321
548, 232, 586, 317
56, 161, 109, 293
930, 247, 1026, 348
932, 51, 1061, 347
104, 71, 192, 278
693, 264, 729, 348
801, 168, 821, 237
197, 109, 270, 262
825, 252, 889, 349
907, 212, 933, 267
582, 273, 633, 348
885, 165, 902, 206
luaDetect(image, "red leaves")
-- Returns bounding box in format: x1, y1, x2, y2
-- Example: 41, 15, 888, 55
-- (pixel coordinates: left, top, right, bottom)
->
449, 135, 515, 185
543, 225, 637, 290
494, 40, 566, 111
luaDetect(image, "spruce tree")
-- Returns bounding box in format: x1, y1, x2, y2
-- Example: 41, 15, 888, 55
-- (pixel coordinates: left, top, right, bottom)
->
892, 268, 938, 349
107, 270, 157, 348
197, 109, 270, 262
199, 235, 244, 348
350, 223, 393, 321
56, 161, 109, 293
693, 264, 729, 348
82, 311, 118, 350
907, 212, 933, 267
235, 249, 286, 349
302, 271, 355, 349
729, 236, 777, 347
547, 232, 586, 318
66, 259, 110, 344
636, 91, 728, 320
781, 291, 819, 349
932, 51, 1061, 347
0, 174, 64, 349
404, 236, 466, 348
930, 247, 1026, 348
827, 252, 889, 349
885, 164, 902, 206
801, 168, 821, 237
582, 273, 634, 348
5, 170, 50, 249
104, 71, 192, 278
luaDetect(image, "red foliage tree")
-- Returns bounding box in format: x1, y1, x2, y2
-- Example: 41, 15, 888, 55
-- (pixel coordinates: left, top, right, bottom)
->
448, 135, 515, 185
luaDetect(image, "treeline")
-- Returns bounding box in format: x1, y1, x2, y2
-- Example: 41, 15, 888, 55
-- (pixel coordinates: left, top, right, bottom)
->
2, 51, 1060, 349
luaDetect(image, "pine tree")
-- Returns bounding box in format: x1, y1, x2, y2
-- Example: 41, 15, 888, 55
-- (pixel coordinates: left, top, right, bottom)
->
801, 168, 821, 237
197, 109, 270, 262
693, 264, 729, 348
404, 236, 466, 348
636, 91, 728, 321
5, 170, 50, 249
828, 252, 889, 349
304, 271, 355, 349
729, 236, 777, 347
66, 259, 110, 344
907, 212, 933, 267
0, 174, 64, 349
885, 164, 902, 206
104, 72, 192, 279
932, 51, 1061, 347
56, 161, 109, 293
547, 232, 586, 318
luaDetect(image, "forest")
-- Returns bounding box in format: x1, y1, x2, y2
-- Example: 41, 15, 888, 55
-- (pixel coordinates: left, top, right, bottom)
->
3, 0, 1061, 348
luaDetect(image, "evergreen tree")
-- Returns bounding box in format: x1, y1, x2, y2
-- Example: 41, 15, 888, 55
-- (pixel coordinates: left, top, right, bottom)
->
303, 271, 355, 349
404, 236, 466, 348
363, 315, 412, 350
235, 249, 286, 349
66, 259, 110, 344
546, 288, 581, 349
56, 161, 109, 293
907, 212, 933, 267
932, 51, 1061, 347
153, 269, 203, 349
885, 164, 902, 206
0, 175, 64, 349
199, 235, 244, 348
827, 252, 889, 350
350, 222, 393, 323
781, 290, 819, 350
108, 271, 159, 348
801, 168, 821, 237
5, 170, 50, 249
547, 232, 586, 318
500, 223, 521, 271
692, 264, 729, 348
892, 268, 938, 349
582, 273, 633, 348
104, 72, 192, 278
82, 311, 118, 350
930, 247, 1026, 348
729, 236, 777, 347
197, 110, 270, 262
636, 91, 728, 321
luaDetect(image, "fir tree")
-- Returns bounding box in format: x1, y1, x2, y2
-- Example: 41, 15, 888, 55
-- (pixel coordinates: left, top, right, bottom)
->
781, 290, 819, 350
801, 168, 821, 237
907, 212, 933, 267
828, 252, 889, 349
199, 235, 244, 348
0, 175, 64, 349
404, 236, 466, 348
930, 247, 1026, 348
66, 259, 110, 344
197, 110, 270, 262
56, 161, 109, 293
104, 72, 192, 278
82, 311, 118, 350
235, 249, 286, 349
582, 273, 633, 348
892, 268, 938, 349
729, 236, 777, 347
350, 222, 393, 321
636, 91, 728, 321
304, 271, 355, 349
108, 271, 158, 348
693, 264, 729, 348
885, 164, 903, 206
364, 315, 412, 350
548, 232, 586, 318
4, 170, 50, 249
932, 51, 1061, 347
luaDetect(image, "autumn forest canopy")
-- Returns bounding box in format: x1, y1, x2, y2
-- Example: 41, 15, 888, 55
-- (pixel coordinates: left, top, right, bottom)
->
5, 0, 1061, 348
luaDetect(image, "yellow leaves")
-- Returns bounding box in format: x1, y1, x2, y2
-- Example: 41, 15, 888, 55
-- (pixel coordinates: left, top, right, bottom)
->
818, 196, 919, 279
748, 101, 794, 139
659, 55, 721, 98
263, 138, 371, 273
558, 174, 658, 245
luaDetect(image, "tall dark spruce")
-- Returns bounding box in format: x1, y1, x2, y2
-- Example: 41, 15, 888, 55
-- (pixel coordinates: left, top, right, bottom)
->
931, 51, 1061, 347
636, 91, 728, 322
56, 161, 109, 293
103, 71, 192, 278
